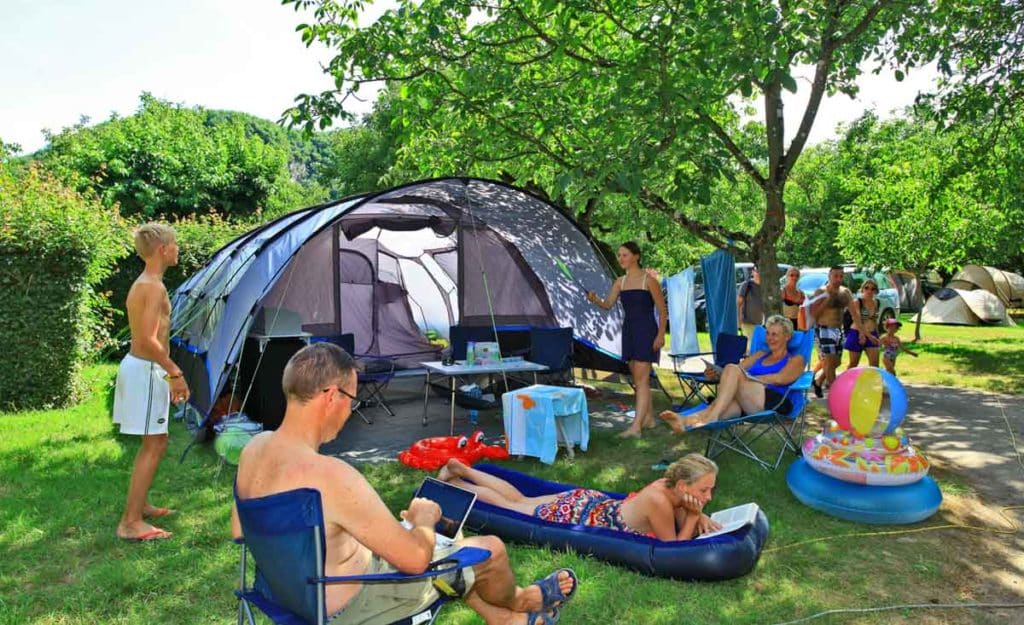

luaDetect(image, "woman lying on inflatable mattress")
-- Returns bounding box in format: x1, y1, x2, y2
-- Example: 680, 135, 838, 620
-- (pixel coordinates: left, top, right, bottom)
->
438, 453, 721, 541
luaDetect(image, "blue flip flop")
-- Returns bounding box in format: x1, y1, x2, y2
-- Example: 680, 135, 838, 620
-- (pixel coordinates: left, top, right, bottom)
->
534, 568, 578, 611
526, 607, 560, 625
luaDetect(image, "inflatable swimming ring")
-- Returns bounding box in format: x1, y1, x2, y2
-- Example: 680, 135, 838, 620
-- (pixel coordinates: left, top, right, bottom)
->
398, 431, 509, 471
787, 457, 942, 524
802, 420, 929, 486
465, 464, 769, 581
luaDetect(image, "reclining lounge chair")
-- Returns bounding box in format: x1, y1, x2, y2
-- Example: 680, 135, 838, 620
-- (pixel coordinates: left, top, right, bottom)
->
695, 325, 814, 470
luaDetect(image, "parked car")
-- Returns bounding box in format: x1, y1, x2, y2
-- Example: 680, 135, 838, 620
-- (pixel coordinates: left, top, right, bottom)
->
693, 262, 792, 331
796, 266, 900, 325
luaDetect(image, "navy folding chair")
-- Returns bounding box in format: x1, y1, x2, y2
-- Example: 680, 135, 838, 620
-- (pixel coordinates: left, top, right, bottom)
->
528, 327, 574, 386
697, 326, 814, 470
670, 332, 747, 406
234, 486, 491, 625
323, 334, 396, 425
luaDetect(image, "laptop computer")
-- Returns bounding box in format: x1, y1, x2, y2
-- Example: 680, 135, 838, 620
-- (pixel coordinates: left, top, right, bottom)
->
413, 477, 477, 546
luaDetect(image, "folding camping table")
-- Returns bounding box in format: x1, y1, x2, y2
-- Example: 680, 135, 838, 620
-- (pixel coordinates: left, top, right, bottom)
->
420, 359, 549, 435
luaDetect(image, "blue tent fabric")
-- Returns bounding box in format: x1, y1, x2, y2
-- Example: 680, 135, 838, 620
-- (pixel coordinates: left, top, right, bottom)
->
666, 268, 699, 356
700, 250, 737, 348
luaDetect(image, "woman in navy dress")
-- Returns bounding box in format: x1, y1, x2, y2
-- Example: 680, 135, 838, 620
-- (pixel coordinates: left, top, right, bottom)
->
587, 242, 667, 437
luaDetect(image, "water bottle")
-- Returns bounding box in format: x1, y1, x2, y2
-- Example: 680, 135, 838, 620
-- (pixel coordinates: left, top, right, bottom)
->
468, 409, 479, 425
466, 341, 476, 366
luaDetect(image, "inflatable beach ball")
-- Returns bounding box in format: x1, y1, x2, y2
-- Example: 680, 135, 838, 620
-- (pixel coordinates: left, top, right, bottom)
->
828, 367, 907, 437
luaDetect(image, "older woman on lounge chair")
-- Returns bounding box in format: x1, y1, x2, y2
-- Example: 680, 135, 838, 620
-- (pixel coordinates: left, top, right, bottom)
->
660, 315, 805, 433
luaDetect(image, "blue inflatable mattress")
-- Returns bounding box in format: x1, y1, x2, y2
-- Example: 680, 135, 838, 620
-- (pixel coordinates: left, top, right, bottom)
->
464, 464, 769, 580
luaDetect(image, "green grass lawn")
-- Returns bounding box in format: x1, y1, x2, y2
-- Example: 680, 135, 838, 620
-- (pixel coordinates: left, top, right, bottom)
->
1, 349, 1018, 624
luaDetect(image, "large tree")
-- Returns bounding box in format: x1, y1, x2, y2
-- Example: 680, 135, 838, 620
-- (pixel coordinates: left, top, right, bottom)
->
833, 112, 1021, 338
284, 0, 932, 310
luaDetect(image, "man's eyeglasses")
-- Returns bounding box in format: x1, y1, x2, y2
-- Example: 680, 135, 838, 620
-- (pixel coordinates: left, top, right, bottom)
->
322, 385, 358, 401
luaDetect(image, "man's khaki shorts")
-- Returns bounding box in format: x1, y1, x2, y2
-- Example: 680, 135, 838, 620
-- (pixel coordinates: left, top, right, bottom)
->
327, 543, 476, 625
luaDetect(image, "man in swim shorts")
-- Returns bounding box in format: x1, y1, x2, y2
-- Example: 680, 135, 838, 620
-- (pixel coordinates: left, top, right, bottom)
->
113, 223, 189, 542
232, 343, 577, 625
809, 266, 855, 397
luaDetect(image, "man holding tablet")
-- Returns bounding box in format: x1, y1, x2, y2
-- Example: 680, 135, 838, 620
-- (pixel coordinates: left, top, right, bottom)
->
231, 343, 577, 625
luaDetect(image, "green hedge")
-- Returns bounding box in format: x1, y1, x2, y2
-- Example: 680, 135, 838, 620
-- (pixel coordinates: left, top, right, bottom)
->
0, 160, 126, 409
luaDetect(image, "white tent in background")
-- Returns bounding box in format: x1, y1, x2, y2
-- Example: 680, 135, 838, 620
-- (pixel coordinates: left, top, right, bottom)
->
916, 288, 1014, 326
948, 264, 1024, 308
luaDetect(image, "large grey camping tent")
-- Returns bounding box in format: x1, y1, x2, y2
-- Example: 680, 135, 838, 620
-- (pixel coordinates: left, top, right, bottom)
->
169, 178, 626, 416
889, 270, 925, 313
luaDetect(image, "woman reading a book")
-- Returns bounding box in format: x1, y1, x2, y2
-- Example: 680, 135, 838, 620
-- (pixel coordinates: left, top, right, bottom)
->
660, 315, 805, 433
438, 453, 721, 541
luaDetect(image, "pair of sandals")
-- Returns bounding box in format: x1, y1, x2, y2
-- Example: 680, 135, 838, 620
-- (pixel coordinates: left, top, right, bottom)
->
527, 568, 578, 625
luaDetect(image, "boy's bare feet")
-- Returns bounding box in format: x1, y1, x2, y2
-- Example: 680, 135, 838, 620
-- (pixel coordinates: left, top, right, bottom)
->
143, 504, 174, 518
117, 520, 172, 541
617, 428, 641, 438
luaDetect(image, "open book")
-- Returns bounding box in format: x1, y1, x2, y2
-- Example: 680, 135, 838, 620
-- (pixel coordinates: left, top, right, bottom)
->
695, 502, 760, 539
702, 358, 770, 385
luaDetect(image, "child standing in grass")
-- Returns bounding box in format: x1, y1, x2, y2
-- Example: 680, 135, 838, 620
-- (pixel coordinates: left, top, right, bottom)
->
880, 319, 918, 376
113, 223, 189, 542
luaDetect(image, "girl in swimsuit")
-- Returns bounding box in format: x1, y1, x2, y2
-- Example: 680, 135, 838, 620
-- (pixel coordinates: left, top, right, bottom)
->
844, 279, 882, 368
437, 454, 721, 541
880, 319, 918, 375
586, 242, 668, 438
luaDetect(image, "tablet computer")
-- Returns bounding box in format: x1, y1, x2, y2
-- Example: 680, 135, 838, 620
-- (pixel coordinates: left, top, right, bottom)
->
414, 477, 477, 540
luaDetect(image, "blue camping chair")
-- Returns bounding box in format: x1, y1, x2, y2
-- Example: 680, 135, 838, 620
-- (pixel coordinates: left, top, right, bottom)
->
528, 327, 574, 386
696, 325, 814, 471
670, 332, 747, 406
234, 486, 491, 625
321, 334, 396, 425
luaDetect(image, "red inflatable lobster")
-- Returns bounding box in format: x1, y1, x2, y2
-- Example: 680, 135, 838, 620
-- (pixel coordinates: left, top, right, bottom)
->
398, 430, 509, 471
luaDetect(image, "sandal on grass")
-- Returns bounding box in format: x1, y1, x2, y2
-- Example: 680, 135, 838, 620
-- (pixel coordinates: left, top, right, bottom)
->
526, 608, 560, 625
534, 568, 578, 611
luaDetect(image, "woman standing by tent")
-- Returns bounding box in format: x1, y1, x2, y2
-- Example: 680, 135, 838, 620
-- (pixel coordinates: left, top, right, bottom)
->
587, 242, 668, 438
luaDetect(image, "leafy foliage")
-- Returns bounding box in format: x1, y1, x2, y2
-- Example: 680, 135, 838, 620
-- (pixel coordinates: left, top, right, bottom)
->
831, 112, 1022, 274
0, 153, 126, 409
284, 0, 936, 310
37, 94, 326, 219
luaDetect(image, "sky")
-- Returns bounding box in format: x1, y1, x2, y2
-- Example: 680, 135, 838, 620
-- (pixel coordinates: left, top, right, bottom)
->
1, 0, 937, 155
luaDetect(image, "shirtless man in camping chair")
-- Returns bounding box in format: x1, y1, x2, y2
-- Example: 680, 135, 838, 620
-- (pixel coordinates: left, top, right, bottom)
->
231, 343, 578, 625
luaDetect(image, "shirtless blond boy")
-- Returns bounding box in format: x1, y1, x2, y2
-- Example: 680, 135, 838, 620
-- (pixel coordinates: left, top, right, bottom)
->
232, 343, 576, 625
114, 223, 189, 541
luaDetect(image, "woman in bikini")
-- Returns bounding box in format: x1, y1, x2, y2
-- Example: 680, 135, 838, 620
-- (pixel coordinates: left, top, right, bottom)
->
781, 267, 806, 329
586, 242, 668, 438
658, 315, 805, 431
844, 278, 882, 368
437, 454, 721, 541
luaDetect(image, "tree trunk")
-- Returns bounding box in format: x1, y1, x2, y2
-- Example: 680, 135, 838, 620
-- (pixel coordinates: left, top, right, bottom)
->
913, 262, 928, 342
751, 187, 786, 315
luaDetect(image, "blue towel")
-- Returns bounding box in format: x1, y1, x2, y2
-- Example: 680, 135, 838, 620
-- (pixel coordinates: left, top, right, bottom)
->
502, 385, 589, 464
666, 268, 699, 357
700, 250, 738, 349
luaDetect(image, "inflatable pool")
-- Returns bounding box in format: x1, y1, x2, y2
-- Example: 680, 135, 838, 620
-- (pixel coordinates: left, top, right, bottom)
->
786, 457, 942, 524
802, 424, 930, 486
464, 464, 769, 580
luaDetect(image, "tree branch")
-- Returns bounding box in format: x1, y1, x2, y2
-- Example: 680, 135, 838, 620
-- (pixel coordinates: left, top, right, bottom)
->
695, 110, 768, 190
638, 187, 753, 251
